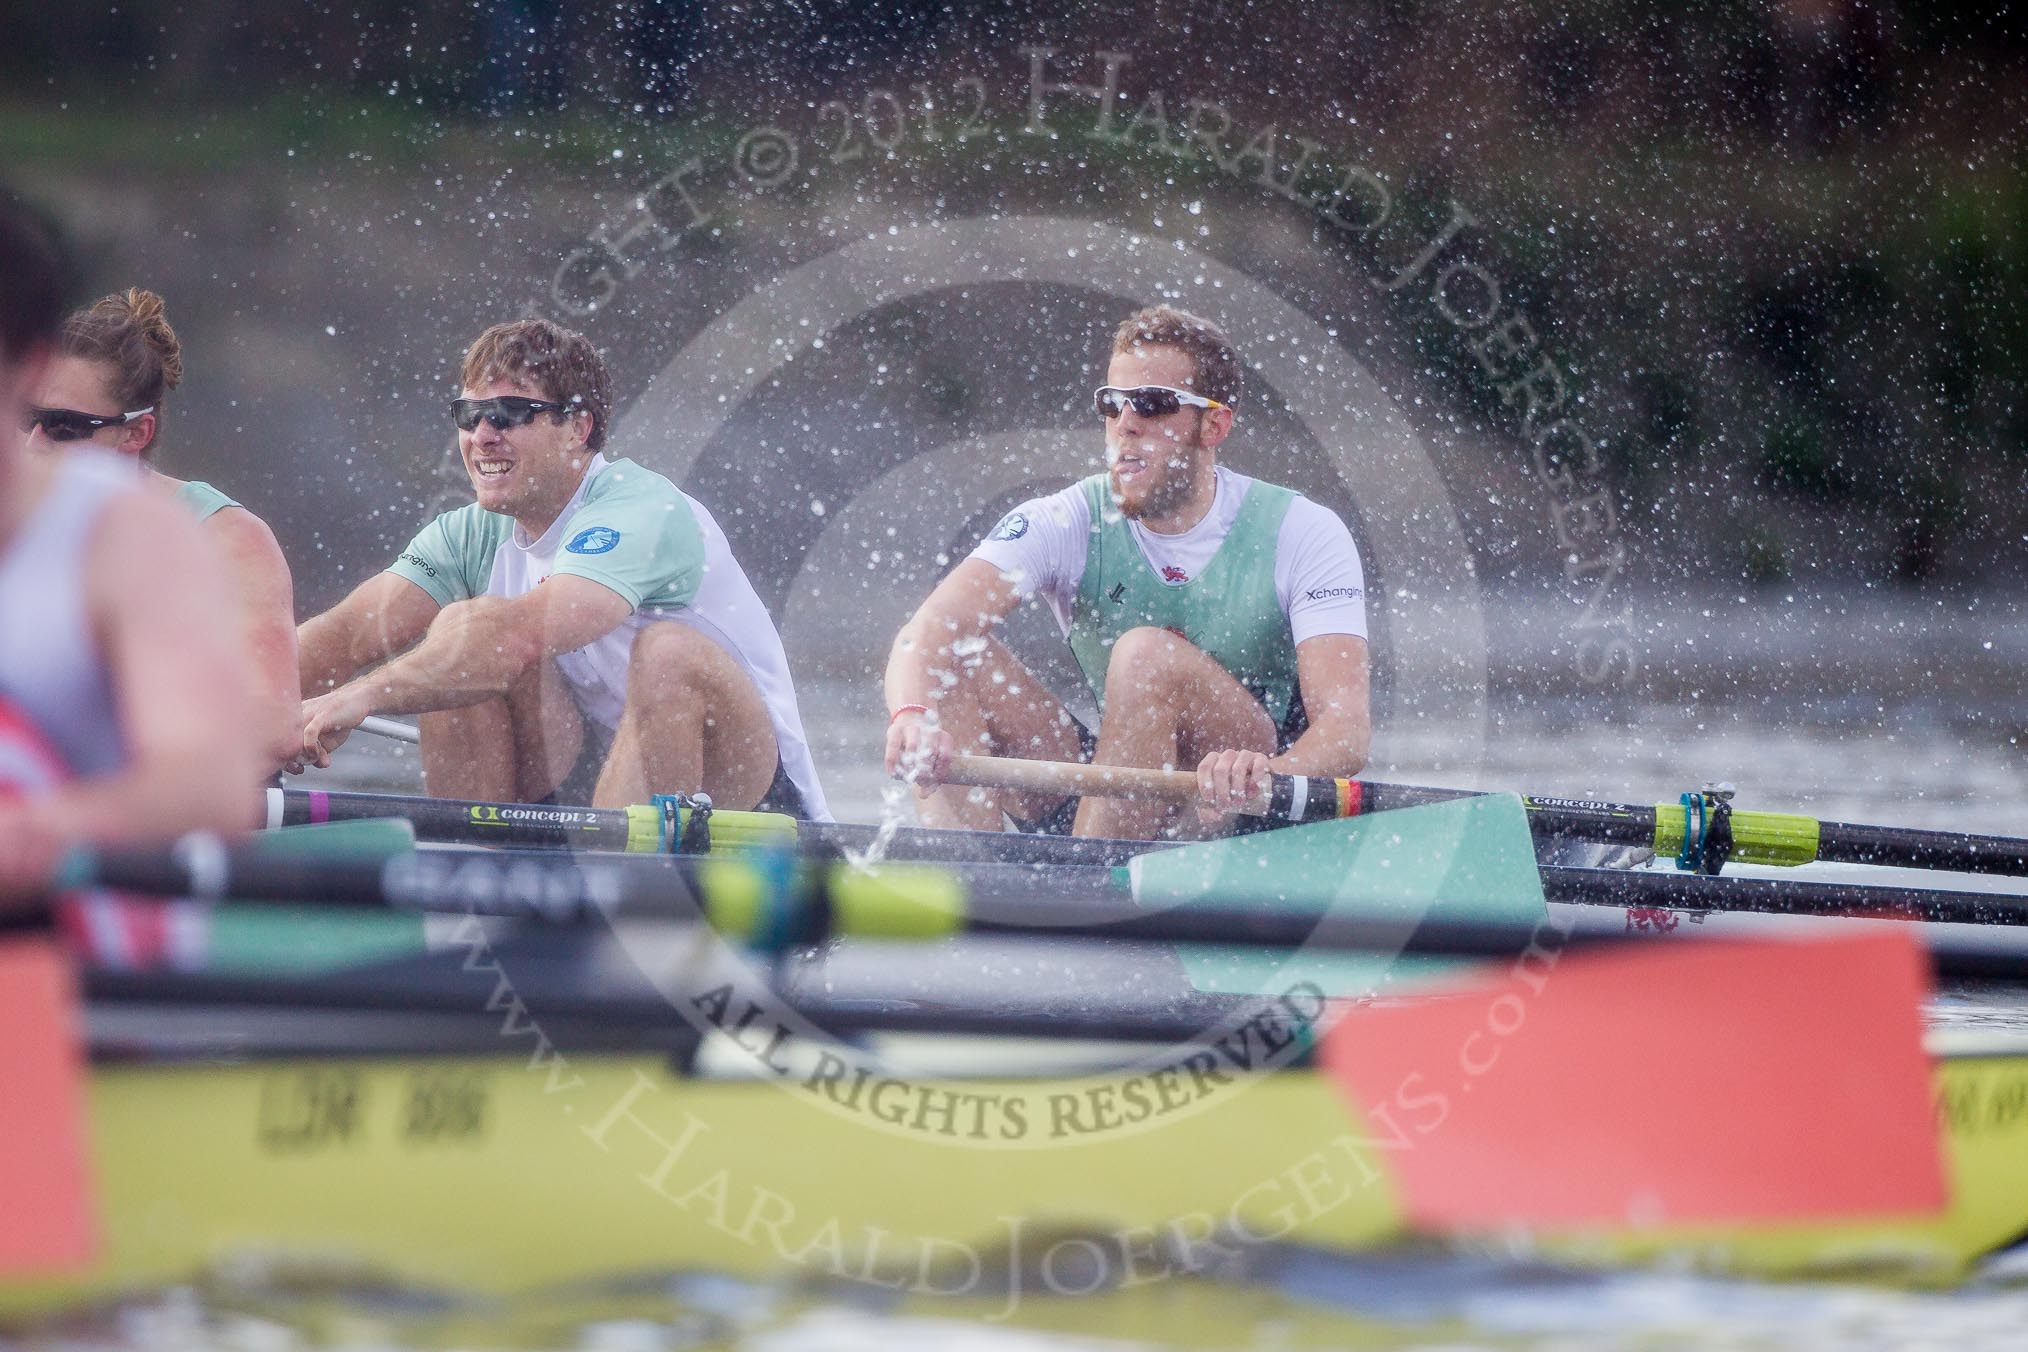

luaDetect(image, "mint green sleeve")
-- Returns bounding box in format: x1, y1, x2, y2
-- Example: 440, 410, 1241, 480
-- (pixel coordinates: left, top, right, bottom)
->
387, 508, 484, 607
551, 484, 704, 610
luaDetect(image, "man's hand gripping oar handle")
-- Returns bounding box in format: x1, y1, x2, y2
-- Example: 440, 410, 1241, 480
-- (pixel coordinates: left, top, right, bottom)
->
936, 754, 1388, 823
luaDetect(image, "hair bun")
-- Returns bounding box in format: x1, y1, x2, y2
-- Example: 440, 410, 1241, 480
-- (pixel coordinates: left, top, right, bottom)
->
106, 288, 182, 392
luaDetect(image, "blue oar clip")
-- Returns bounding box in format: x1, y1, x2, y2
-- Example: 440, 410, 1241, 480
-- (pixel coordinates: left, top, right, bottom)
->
650, 792, 714, 854
1676, 785, 1736, 876
746, 846, 803, 952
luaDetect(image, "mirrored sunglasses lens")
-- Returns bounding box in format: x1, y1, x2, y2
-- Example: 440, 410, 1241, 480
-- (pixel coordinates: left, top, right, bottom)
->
1129, 388, 1180, 417
29, 411, 97, 440
468, 398, 547, 430
453, 400, 529, 431
1095, 390, 1124, 418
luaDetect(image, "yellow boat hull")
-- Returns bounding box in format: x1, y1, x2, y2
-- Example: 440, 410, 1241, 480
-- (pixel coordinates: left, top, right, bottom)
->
6, 1041, 2028, 1319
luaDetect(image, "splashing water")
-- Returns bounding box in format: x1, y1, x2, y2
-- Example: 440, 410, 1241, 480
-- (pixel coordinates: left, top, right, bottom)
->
846, 697, 952, 871
843, 775, 914, 871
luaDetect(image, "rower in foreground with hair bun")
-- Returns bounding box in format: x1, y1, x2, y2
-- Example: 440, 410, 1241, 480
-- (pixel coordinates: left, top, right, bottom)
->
885, 304, 1371, 840
0, 197, 264, 904
26, 288, 301, 772
295, 318, 829, 818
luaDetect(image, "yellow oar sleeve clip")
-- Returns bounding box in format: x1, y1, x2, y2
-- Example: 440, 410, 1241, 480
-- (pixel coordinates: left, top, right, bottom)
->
634, 795, 804, 855
828, 864, 966, 940
624, 804, 662, 853
695, 854, 964, 948
1653, 802, 1820, 869
698, 855, 776, 943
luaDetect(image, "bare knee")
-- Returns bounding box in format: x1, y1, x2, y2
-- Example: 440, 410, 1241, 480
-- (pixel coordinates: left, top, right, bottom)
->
630, 622, 721, 690
1104, 626, 1198, 699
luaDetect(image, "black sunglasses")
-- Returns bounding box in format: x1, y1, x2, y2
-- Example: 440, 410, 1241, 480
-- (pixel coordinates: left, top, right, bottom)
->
1093, 385, 1228, 419
449, 395, 574, 432
21, 405, 154, 443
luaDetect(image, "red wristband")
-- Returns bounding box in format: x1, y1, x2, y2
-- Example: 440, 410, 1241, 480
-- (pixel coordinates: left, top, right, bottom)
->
889, 703, 931, 724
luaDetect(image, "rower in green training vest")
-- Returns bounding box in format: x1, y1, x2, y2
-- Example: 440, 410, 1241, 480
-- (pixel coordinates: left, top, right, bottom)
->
885, 304, 1372, 841
26, 288, 300, 773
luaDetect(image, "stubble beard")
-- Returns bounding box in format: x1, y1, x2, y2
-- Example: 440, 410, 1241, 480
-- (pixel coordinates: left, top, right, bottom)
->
1112, 426, 1204, 523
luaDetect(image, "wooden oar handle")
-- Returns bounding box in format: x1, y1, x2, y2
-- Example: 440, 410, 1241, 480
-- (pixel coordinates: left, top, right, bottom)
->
944, 753, 1282, 816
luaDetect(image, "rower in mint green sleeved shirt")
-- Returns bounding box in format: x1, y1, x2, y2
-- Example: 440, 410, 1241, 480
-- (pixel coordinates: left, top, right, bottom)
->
386, 453, 831, 818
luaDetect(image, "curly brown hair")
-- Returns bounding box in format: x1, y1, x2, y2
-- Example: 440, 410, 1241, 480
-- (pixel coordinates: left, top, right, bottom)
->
60, 288, 181, 454
1111, 305, 1241, 408
459, 319, 612, 451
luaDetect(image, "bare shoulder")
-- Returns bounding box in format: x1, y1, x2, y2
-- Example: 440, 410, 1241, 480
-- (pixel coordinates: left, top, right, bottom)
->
206, 504, 291, 576
89, 488, 231, 601
100, 483, 210, 549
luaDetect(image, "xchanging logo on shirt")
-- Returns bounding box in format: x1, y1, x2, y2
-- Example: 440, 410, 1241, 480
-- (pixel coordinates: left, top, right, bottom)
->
566, 526, 622, 555
989, 512, 1029, 541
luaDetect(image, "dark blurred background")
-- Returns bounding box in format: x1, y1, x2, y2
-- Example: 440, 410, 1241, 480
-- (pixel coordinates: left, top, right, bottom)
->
6, 1, 2023, 584
5, 1, 2027, 803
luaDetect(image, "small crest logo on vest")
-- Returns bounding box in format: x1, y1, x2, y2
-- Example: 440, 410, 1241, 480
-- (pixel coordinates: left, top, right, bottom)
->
566, 526, 622, 555
989, 512, 1028, 541
1107, 582, 1126, 604
1161, 565, 1189, 584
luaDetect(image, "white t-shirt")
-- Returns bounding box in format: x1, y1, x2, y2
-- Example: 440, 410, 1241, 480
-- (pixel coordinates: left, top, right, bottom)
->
0, 450, 137, 778
969, 466, 1368, 645
391, 455, 831, 820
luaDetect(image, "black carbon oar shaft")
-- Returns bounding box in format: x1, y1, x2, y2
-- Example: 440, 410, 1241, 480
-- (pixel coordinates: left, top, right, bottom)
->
269, 781, 2028, 879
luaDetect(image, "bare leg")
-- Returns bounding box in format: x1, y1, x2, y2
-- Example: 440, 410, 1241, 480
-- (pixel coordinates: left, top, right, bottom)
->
419, 659, 583, 802
419, 700, 514, 802
1073, 626, 1277, 840
593, 621, 778, 811
911, 636, 1087, 831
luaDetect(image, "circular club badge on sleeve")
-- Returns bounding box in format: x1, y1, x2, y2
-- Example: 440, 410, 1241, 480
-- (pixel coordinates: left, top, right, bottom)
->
566, 526, 622, 555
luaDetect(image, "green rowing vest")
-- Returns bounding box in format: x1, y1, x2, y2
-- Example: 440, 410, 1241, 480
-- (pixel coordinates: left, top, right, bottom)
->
1067, 473, 1301, 723
174, 479, 240, 522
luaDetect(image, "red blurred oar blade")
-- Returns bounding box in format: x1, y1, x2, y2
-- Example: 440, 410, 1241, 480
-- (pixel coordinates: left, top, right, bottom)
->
1320, 929, 1944, 1228
0, 939, 97, 1274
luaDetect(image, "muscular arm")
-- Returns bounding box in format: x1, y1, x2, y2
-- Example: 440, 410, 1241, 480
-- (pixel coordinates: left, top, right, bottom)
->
883, 558, 1026, 713
207, 508, 301, 772
297, 570, 443, 697
1194, 633, 1370, 817
881, 558, 1028, 781
301, 575, 632, 762
1272, 634, 1371, 777
29, 491, 263, 844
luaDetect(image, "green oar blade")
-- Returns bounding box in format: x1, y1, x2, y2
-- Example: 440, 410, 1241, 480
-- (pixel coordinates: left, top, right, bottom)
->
1127, 794, 1547, 996
210, 819, 427, 975
241, 818, 418, 861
